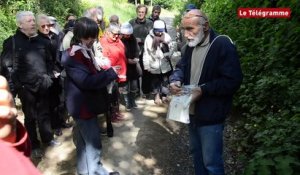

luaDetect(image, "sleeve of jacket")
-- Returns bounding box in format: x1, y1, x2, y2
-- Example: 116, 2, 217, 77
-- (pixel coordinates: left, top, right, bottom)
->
201, 37, 243, 96
66, 64, 118, 90
169, 56, 185, 83
143, 35, 152, 70
134, 38, 140, 58
0, 37, 13, 75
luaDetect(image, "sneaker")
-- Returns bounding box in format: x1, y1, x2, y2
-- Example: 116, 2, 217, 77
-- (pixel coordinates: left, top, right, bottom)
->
47, 139, 61, 147
31, 148, 43, 158
109, 172, 120, 175
61, 122, 73, 128
115, 112, 124, 119
54, 129, 63, 136
131, 101, 138, 108
111, 116, 122, 123
101, 129, 107, 136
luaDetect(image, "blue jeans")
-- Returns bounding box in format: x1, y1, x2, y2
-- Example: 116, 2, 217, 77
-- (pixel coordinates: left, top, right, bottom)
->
73, 117, 108, 175
189, 119, 225, 175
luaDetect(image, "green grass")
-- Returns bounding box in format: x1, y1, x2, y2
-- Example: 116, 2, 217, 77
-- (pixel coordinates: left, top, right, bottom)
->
81, 0, 177, 23
81, 0, 136, 23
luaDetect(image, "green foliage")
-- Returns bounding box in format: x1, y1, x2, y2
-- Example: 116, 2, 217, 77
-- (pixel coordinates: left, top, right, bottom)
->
200, 0, 300, 174
0, 0, 83, 51
173, 0, 204, 27
39, 0, 84, 23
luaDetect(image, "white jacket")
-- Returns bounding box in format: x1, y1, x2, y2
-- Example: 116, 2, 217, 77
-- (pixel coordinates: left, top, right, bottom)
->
143, 30, 173, 74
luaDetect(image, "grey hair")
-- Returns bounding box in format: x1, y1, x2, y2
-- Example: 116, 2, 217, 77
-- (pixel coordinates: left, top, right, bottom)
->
36, 14, 50, 26
199, 13, 208, 25
84, 7, 103, 19
106, 23, 120, 33
109, 15, 119, 24
96, 6, 104, 15
16, 11, 34, 25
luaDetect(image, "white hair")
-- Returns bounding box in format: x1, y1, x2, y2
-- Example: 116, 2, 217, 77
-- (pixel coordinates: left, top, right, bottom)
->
36, 14, 50, 26
16, 11, 34, 25
107, 23, 120, 33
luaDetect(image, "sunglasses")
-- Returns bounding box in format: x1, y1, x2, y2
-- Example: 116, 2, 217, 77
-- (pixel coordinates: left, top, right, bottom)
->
41, 24, 54, 28
111, 32, 120, 37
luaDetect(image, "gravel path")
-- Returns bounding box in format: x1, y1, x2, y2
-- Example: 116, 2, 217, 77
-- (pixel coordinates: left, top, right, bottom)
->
30, 98, 194, 175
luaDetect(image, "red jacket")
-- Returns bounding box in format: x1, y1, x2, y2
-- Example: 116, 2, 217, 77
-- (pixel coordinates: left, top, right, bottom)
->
0, 140, 41, 175
13, 120, 31, 157
100, 36, 127, 82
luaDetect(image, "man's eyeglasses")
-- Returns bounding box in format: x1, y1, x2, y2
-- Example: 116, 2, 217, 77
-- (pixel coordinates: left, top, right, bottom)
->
41, 24, 54, 28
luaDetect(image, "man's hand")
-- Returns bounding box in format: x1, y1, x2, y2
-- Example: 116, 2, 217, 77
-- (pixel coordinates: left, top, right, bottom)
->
190, 87, 202, 103
128, 58, 139, 64
169, 81, 182, 95
0, 76, 17, 143
112, 65, 121, 74
136, 38, 142, 44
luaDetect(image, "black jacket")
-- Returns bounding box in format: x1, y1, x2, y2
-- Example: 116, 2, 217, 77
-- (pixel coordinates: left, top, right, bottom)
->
0, 29, 54, 94
121, 35, 141, 79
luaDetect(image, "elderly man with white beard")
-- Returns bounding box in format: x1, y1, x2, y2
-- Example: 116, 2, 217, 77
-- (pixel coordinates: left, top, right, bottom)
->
169, 9, 243, 175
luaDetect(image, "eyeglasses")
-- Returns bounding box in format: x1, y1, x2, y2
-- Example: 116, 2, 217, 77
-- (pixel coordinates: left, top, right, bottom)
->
41, 24, 54, 28
111, 32, 120, 37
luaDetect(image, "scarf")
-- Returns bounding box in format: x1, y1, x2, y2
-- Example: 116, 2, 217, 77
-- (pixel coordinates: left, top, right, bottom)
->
70, 43, 111, 71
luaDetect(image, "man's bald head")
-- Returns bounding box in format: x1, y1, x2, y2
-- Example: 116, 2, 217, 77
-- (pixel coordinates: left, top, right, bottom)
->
181, 9, 210, 47
183, 9, 209, 25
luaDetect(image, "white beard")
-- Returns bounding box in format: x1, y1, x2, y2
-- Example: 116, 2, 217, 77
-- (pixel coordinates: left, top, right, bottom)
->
187, 27, 205, 47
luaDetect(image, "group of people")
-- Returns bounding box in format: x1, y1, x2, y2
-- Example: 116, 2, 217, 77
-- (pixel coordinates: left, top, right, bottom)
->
0, 11, 71, 160
0, 3, 243, 175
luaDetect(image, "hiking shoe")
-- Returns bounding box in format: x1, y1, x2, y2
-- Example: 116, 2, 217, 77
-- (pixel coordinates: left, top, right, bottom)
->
54, 129, 63, 136
61, 122, 73, 128
47, 139, 61, 147
31, 148, 43, 158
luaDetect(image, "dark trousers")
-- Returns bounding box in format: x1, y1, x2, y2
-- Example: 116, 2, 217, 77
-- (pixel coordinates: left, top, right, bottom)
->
49, 78, 65, 129
141, 70, 153, 95
18, 87, 53, 149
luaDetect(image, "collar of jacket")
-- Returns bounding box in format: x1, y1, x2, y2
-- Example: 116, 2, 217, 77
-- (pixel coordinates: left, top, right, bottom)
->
135, 18, 146, 24
15, 29, 38, 41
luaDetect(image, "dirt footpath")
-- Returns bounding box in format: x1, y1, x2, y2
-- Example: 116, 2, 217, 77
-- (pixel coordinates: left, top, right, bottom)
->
31, 98, 194, 175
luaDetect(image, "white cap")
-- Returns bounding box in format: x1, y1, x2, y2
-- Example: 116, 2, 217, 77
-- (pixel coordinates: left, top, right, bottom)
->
153, 20, 165, 29
120, 22, 133, 35
48, 16, 57, 24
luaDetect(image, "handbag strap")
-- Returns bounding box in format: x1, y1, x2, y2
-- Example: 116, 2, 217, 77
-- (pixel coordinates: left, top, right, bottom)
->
195, 35, 231, 84
12, 35, 16, 69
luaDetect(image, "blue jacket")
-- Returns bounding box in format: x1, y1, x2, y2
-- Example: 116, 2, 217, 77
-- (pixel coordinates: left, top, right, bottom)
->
170, 29, 243, 125
62, 51, 118, 119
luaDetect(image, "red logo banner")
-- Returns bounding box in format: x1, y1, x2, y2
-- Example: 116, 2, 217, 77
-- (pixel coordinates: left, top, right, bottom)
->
238, 8, 291, 18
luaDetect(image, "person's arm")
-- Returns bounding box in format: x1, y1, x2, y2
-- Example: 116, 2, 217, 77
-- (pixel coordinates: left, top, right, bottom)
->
65, 63, 118, 90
